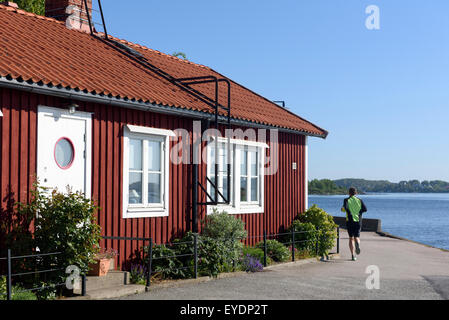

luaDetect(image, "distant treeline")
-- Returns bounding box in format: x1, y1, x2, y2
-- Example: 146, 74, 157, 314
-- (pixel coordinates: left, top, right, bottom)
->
308, 179, 347, 195
309, 178, 449, 194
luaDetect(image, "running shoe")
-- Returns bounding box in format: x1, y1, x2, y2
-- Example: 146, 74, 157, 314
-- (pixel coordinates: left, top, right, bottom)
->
352, 255, 357, 261
355, 242, 361, 255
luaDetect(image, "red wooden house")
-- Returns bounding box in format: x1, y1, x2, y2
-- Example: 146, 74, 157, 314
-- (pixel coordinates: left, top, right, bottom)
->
0, 1, 327, 264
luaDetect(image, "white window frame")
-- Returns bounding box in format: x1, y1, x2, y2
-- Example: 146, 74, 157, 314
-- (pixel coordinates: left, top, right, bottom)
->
207, 137, 268, 215
239, 146, 261, 206
207, 141, 235, 207
123, 125, 175, 218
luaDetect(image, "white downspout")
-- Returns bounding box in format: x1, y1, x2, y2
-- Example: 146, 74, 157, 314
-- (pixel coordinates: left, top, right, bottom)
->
304, 136, 308, 210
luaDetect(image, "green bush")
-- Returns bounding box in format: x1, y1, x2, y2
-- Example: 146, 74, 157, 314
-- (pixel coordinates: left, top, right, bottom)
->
0, 276, 6, 300
142, 231, 231, 279
10, 290, 38, 301
173, 231, 230, 278
201, 208, 247, 240
256, 240, 290, 262
242, 246, 272, 265
0, 276, 37, 300
146, 244, 185, 280
34, 282, 57, 300
286, 221, 317, 253
196, 236, 230, 277
201, 208, 247, 270
289, 205, 338, 256
14, 183, 102, 298
142, 208, 249, 280
31, 187, 101, 273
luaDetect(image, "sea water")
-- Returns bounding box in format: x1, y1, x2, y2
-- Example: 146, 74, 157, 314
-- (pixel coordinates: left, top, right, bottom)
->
308, 193, 449, 250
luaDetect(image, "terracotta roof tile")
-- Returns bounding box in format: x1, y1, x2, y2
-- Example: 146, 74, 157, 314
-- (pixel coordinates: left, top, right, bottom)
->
0, 4, 327, 137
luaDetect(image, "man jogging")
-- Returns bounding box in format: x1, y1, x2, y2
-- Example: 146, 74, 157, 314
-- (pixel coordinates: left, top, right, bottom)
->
341, 187, 367, 261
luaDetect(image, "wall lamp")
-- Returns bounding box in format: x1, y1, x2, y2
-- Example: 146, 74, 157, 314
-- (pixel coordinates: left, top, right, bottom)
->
68, 102, 79, 114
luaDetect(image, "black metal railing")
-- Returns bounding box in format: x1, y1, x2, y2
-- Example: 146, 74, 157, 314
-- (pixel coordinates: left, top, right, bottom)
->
101, 236, 153, 289
0, 227, 340, 299
337, 226, 340, 254
109, 226, 341, 289
148, 237, 197, 282
0, 250, 67, 301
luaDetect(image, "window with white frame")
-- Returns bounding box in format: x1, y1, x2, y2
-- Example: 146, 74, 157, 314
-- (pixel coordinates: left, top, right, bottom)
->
240, 147, 260, 204
123, 125, 175, 218
207, 142, 233, 204
207, 138, 267, 214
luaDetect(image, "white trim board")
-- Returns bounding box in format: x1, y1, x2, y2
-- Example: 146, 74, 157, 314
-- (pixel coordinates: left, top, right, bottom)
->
126, 124, 176, 137
305, 136, 308, 210
213, 136, 269, 149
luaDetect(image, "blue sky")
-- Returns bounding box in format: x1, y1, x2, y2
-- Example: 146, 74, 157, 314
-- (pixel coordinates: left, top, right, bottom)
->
94, 1, 449, 182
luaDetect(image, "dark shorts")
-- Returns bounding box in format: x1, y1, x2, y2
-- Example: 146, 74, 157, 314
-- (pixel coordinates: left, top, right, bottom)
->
347, 221, 361, 238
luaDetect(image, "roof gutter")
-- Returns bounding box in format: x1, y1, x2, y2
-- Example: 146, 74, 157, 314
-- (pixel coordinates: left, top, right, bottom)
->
0, 77, 328, 139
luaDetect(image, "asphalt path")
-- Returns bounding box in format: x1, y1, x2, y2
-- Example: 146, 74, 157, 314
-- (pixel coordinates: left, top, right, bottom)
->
117, 232, 449, 300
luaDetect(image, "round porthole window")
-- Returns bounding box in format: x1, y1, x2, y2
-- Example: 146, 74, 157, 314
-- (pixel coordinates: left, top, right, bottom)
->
54, 137, 74, 169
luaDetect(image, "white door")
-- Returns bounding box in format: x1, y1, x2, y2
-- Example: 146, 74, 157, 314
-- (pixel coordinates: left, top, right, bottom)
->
37, 106, 92, 197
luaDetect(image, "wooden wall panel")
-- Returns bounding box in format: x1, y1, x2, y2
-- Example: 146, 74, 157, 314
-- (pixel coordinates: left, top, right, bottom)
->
0, 88, 307, 267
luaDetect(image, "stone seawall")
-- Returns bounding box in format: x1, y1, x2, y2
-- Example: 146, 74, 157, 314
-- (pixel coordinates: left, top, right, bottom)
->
332, 216, 382, 232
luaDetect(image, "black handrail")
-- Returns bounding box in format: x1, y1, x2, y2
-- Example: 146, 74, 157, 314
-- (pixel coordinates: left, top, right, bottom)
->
123, 226, 339, 287
0, 249, 68, 301
0, 227, 340, 299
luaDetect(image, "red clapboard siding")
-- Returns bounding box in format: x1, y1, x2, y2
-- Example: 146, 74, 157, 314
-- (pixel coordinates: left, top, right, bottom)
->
0, 88, 307, 267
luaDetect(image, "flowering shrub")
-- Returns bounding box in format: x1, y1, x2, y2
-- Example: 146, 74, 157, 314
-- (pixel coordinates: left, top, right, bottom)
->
241, 254, 263, 273
95, 248, 118, 260
242, 246, 272, 265
288, 246, 298, 255
129, 264, 147, 285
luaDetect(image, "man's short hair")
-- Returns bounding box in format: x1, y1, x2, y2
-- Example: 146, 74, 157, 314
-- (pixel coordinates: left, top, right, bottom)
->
349, 187, 357, 196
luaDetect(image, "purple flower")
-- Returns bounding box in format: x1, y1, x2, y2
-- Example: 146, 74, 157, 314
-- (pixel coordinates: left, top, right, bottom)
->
130, 263, 148, 279
242, 254, 263, 273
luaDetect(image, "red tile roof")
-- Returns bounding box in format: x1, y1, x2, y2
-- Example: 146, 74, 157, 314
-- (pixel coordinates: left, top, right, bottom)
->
0, 4, 327, 137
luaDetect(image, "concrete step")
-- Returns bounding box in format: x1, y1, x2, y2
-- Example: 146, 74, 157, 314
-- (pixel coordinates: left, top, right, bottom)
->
69, 284, 146, 300
86, 270, 130, 291
73, 270, 130, 294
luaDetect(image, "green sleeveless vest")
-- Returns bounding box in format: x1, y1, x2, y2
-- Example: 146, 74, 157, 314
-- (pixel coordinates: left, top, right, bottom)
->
346, 196, 362, 222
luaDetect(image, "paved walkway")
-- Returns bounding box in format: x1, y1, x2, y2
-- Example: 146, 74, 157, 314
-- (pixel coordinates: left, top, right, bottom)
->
117, 232, 449, 300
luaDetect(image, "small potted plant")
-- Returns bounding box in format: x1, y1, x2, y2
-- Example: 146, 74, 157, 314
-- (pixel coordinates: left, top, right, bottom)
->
88, 248, 118, 276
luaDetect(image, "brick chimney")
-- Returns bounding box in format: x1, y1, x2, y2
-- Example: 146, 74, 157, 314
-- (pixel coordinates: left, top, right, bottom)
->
1, 1, 19, 8
45, 0, 93, 32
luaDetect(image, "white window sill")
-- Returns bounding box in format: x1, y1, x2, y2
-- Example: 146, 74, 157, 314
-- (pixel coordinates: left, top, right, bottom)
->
207, 204, 264, 215
124, 207, 168, 218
